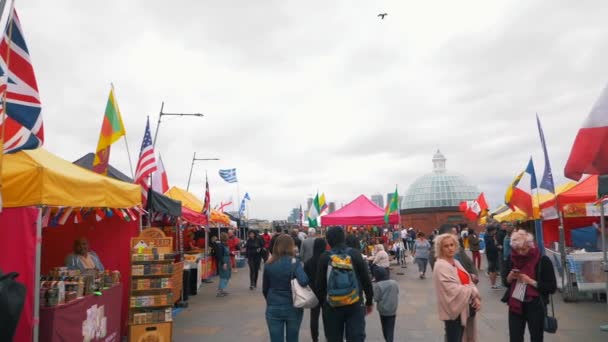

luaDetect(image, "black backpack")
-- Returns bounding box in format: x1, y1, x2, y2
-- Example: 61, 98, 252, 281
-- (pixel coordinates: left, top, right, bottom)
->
0, 271, 26, 342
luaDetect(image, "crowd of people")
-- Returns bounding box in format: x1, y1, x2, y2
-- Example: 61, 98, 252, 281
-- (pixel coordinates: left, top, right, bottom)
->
207, 220, 557, 342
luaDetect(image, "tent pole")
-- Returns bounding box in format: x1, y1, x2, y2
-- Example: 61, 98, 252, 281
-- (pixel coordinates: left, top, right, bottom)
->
600, 202, 607, 310
33, 207, 42, 342
556, 202, 574, 300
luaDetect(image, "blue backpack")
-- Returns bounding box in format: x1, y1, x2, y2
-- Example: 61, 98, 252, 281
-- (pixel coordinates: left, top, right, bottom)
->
326, 248, 360, 307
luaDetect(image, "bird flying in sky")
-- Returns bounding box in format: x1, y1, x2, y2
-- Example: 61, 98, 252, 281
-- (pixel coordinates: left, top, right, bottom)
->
378, 13, 388, 19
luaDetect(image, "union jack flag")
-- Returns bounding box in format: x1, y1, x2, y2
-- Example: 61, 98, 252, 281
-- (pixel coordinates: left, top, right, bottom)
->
0, 7, 43, 153
134, 117, 157, 205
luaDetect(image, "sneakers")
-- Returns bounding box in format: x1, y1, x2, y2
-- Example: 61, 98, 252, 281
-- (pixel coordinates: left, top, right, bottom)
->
249, 286, 254, 290
491, 285, 502, 290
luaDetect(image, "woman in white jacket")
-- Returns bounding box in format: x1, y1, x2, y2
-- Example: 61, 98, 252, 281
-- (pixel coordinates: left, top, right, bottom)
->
369, 244, 390, 278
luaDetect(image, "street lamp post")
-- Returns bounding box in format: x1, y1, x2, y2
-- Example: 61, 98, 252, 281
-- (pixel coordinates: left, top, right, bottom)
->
186, 152, 220, 191
153, 101, 204, 147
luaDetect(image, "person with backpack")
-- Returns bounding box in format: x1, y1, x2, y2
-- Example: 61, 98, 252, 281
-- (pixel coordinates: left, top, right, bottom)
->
304, 238, 328, 342
0, 269, 26, 342
263, 235, 310, 342
314, 226, 374, 342
372, 267, 399, 342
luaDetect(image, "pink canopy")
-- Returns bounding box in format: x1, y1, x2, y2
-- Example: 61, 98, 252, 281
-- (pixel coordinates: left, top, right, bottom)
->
322, 195, 400, 225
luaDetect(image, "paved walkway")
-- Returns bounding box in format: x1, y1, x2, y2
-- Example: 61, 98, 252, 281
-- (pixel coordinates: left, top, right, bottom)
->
173, 257, 608, 341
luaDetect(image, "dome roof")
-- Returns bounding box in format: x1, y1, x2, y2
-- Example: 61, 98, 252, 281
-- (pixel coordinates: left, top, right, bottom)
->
403, 150, 479, 209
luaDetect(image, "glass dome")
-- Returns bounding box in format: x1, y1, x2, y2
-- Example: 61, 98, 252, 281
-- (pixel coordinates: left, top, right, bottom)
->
402, 150, 479, 209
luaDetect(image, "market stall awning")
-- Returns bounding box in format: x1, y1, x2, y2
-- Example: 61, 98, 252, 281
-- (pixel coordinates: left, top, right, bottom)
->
1, 148, 141, 208
321, 194, 399, 226
165, 186, 203, 212
211, 209, 231, 225
541, 176, 597, 209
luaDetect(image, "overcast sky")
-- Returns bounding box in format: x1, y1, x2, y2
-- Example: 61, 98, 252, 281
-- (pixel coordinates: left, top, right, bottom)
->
17, 0, 608, 220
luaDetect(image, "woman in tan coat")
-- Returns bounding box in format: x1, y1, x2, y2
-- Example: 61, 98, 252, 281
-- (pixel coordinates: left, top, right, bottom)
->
432, 233, 481, 342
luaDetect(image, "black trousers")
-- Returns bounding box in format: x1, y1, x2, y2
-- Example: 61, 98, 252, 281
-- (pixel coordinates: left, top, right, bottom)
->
322, 302, 366, 342
508, 298, 545, 342
248, 258, 261, 287
380, 315, 396, 342
444, 317, 463, 342
310, 305, 321, 342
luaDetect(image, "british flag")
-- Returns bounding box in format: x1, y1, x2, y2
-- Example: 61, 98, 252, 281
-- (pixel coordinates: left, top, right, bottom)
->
134, 117, 157, 205
0, 7, 43, 153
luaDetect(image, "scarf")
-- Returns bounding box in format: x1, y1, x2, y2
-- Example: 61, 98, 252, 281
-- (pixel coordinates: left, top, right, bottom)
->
508, 247, 540, 314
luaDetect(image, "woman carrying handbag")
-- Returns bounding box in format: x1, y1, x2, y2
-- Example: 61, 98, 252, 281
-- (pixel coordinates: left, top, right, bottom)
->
502, 230, 557, 342
263, 235, 310, 342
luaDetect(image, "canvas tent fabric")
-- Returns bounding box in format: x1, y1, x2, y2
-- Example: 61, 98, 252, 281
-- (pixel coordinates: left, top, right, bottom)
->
164, 186, 229, 225
541, 176, 598, 209
322, 194, 400, 225
147, 189, 182, 217
73, 152, 133, 183
1, 148, 141, 208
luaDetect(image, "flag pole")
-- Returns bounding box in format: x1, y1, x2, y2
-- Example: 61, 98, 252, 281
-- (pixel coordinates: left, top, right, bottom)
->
533, 185, 545, 254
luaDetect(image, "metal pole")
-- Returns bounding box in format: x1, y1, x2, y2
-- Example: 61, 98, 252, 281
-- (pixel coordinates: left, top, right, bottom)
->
33, 207, 42, 342
556, 198, 574, 300
600, 200, 607, 310
186, 152, 196, 191
152, 102, 164, 148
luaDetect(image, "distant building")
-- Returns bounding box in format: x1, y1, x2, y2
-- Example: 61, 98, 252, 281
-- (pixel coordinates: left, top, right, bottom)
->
288, 207, 302, 224
328, 202, 336, 213
306, 197, 313, 211
401, 150, 479, 234
371, 194, 384, 208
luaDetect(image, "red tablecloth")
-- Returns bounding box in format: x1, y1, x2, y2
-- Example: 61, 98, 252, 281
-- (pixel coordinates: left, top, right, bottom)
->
39, 284, 122, 342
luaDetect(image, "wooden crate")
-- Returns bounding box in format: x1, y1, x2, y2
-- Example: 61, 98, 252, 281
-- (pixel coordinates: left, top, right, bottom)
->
129, 322, 172, 342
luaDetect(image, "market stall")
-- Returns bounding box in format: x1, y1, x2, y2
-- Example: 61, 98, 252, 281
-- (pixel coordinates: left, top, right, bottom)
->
0, 148, 141, 342
540, 175, 607, 298
321, 194, 399, 226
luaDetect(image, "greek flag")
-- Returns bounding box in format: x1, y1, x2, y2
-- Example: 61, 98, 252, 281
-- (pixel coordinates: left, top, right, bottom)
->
218, 168, 238, 183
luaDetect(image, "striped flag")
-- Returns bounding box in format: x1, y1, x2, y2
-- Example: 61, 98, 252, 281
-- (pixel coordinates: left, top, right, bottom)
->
218, 168, 237, 183
536, 114, 555, 193
134, 117, 157, 205
95, 208, 106, 222
92, 87, 126, 175
58, 207, 73, 225
202, 174, 210, 217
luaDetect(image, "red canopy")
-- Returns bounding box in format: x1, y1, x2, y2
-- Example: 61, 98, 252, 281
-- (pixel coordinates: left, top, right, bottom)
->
541, 175, 598, 209
322, 195, 399, 225
182, 206, 208, 226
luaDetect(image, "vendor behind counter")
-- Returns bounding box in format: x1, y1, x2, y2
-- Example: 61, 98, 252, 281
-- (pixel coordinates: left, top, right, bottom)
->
64, 238, 104, 272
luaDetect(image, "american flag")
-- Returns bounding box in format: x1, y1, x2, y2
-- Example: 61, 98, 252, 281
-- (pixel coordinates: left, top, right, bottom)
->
134, 117, 157, 205
202, 174, 210, 218
0, 7, 43, 153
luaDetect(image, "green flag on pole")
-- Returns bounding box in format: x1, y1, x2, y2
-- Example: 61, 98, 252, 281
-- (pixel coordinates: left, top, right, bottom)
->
385, 187, 399, 223
308, 193, 321, 228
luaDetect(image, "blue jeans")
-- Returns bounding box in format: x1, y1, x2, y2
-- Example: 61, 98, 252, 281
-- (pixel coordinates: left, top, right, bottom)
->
218, 277, 229, 290
266, 304, 303, 342
322, 301, 366, 342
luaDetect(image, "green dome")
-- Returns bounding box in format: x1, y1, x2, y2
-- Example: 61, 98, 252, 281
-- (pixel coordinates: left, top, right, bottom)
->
402, 150, 479, 209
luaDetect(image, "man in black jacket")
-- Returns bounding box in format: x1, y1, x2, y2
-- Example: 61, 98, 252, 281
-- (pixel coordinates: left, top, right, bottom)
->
315, 226, 373, 342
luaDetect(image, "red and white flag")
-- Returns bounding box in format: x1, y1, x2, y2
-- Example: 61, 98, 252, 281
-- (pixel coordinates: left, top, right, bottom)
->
565, 82, 608, 180
459, 193, 489, 221
151, 154, 169, 194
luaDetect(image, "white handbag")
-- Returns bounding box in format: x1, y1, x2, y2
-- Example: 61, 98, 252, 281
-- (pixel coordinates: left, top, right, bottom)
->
291, 258, 319, 309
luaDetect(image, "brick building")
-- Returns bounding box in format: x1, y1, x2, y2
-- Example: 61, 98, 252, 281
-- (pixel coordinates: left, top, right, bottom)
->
401, 150, 480, 235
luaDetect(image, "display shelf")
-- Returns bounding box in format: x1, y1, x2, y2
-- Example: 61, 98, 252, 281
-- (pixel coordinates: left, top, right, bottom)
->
132, 273, 173, 278
130, 304, 173, 309
131, 287, 173, 292
129, 320, 173, 326
131, 259, 175, 264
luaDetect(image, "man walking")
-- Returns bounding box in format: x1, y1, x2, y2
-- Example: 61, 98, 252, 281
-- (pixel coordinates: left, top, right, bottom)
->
300, 228, 317, 263
315, 226, 374, 342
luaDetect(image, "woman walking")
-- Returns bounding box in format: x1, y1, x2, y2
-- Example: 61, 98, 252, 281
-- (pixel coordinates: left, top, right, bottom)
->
468, 230, 481, 270
502, 230, 556, 342
217, 232, 232, 297
263, 235, 310, 342
246, 230, 265, 290
413, 232, 431, 279
304, 238, 327, 342
433, 233, 481, 342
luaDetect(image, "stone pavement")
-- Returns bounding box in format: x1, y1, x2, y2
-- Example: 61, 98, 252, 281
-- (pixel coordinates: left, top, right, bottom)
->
173, 258, 608, 341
